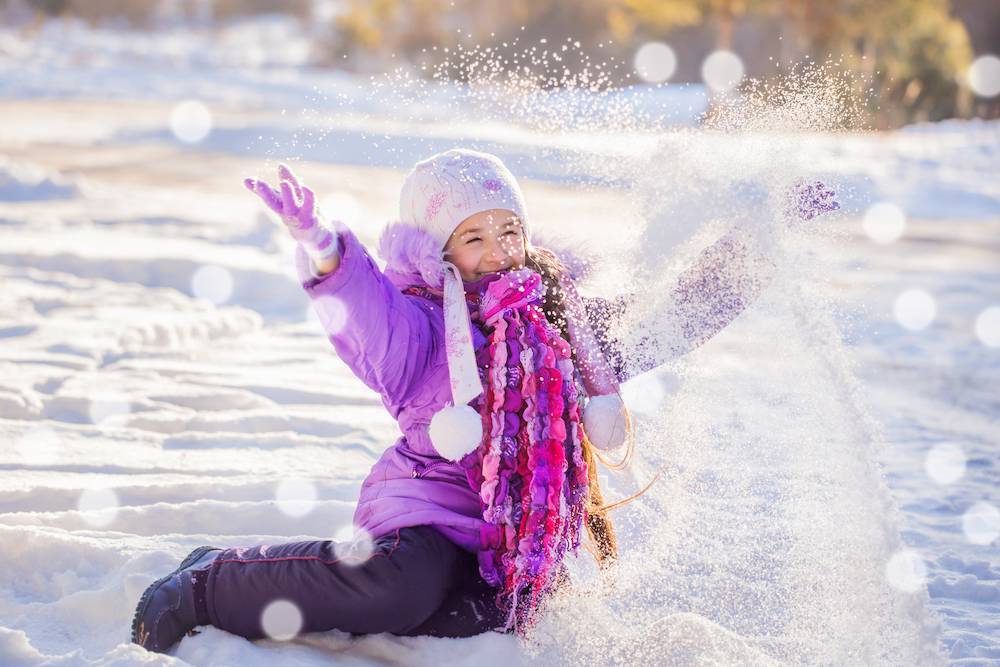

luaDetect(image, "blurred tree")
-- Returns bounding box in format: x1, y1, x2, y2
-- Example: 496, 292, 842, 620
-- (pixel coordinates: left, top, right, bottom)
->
212, 0, 310, 21
614, 0, 973, 126
788, 0, 973, 126
608, 0, 765, 50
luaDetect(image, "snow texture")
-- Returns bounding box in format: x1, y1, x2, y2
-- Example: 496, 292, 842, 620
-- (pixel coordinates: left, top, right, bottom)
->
1, 14, 999, 667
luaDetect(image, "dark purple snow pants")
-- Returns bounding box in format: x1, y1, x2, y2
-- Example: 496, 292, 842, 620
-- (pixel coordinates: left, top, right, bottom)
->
202, 526, 506, 639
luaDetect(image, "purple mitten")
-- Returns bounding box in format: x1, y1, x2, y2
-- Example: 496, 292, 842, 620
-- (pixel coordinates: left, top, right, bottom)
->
244, 164, 338, 262
787, 179, 840, 221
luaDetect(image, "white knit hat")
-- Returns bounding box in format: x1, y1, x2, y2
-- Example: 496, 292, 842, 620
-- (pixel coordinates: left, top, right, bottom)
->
397, 149, 529, 460
399, 149, 530, 247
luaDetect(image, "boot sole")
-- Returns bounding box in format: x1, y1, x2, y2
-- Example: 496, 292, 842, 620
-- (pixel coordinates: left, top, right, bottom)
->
131, 545, 217, 647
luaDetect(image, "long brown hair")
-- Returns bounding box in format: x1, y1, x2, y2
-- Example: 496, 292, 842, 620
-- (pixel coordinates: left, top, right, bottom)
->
524, 244, 633, 567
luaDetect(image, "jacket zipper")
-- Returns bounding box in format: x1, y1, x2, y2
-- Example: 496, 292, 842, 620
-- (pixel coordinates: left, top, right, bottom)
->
413, 460, 450, 478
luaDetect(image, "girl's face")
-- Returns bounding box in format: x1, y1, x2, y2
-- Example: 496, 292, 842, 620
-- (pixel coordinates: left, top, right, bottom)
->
444, 209, 526, 282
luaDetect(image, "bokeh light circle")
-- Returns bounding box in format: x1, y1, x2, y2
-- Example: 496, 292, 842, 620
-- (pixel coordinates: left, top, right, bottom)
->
332, 526, 375, 565
320, 192, 361, 226
894, 289, 936, 331
963, 502, 1000, 545
89, 398, 131, 427
77, 488, 120, 528
18, 425, 62, 466
260, 599, 303, 642
863, 202, 906, 244
622, 375, 666, 417
968, 55, 1000, 98
318, 296, 348, 335
275, 477, 318, 519
924, 443, 965, 485
191, 265, 234, 305
701, 50, 744, 93
170, 100, 213, 143
885, 549, 928, 592
974, 306, 1000, 347
634, 42, 677, 84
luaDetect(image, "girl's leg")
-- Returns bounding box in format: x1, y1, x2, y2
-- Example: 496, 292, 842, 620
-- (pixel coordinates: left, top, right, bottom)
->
398, 547, 510, 637
204, 525, 471, 638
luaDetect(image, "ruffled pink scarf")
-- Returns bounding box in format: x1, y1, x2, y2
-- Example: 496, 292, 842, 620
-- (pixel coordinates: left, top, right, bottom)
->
467, 268, 589, 630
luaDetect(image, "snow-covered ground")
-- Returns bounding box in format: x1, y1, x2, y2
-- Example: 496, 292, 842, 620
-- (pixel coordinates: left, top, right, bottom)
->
1, 17, 999, 667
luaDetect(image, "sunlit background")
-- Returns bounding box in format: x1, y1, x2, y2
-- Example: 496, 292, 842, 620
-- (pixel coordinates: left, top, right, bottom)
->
1, 0, 998, 664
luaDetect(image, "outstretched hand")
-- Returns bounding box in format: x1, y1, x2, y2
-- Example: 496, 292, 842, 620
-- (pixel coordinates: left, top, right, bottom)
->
787, 180, 840, 222
244, 164, 339, 263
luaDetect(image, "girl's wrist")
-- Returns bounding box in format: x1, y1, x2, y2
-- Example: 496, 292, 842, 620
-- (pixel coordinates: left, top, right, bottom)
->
313, 253, 340, 276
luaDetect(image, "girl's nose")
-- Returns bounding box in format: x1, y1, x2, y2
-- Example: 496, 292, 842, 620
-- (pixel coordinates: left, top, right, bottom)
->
486, 238, 509, 262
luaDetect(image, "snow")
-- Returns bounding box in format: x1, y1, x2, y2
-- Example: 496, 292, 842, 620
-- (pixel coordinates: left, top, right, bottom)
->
1, 16, 999, 667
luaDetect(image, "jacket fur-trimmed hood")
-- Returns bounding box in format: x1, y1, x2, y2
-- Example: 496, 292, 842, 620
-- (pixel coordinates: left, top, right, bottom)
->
377, 221, 446, 290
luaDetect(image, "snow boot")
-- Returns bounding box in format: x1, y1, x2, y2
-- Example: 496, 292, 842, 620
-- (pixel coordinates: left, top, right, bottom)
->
132, 545, 220, 653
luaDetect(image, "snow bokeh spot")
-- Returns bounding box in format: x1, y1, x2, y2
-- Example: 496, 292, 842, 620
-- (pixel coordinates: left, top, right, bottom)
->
332, 525, 374, 565
191, 265, 234, 305
974, 306, 1000, 347
924, 443, 965, 485
894, 289, 936, 331
863, 202, 906, 244
634, 42, 677, 84
320, 296, 349, 335
260, 599, 303, 642
17, 425, 62, 466
76, 488, 119, 528
275, 477, 318, 519
968, 55, 1000, 98
885, 550, 928, 592
88, 398, 130, 428
701, 51, 744, 93
963, 502, 1000, 545
170, 100, 213, 143
321, 192, 361, 226
622, 374, 665, 417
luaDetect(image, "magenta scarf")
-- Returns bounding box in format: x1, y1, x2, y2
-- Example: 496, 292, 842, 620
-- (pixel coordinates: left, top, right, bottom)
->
467, 268, 589, 630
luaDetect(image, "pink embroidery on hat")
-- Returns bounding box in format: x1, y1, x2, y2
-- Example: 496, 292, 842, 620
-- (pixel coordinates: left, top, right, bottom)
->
482, 179, 503, 193
425, 192, 446, 221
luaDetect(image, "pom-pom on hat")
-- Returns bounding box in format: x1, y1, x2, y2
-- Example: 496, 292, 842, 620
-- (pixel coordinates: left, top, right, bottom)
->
399, 149, 530, 249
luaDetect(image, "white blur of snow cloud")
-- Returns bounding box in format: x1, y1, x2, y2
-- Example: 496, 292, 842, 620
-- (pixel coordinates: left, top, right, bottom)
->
621, 375, 666, 417
925, 443, 966, 485
191, 265, 234, 305
17, 425, 62, 466
701, 50, 744, 93
885, 550, 928, 593
77, 488, 120, 529
963, 502, 1000, 545
974, 306, 1000, 347
320, 192, 361, 226
260, 599, 303, 642
863, 202, 906, 244
968, 55, 1000, 98
275, 477, 318, 519
332, 525, 375, 564
634, 42, 677, 84
170, 100, 213, 143
88, 397, 131, 428
894, 289, 936, 331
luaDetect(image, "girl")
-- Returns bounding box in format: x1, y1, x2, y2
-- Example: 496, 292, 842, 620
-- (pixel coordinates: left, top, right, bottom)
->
131, 149, 837, 653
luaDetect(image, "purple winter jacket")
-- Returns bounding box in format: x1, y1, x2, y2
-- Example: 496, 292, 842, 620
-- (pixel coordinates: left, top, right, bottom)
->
298, 222, 769, 553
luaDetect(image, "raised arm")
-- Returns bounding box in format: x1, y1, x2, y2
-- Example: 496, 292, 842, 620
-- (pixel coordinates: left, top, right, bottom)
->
246, 166, 443, 411
587, 181, 839, 383
586, 227, 770, 383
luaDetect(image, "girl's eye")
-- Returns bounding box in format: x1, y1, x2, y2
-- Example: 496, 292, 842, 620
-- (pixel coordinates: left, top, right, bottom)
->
466, 237, 482, 244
